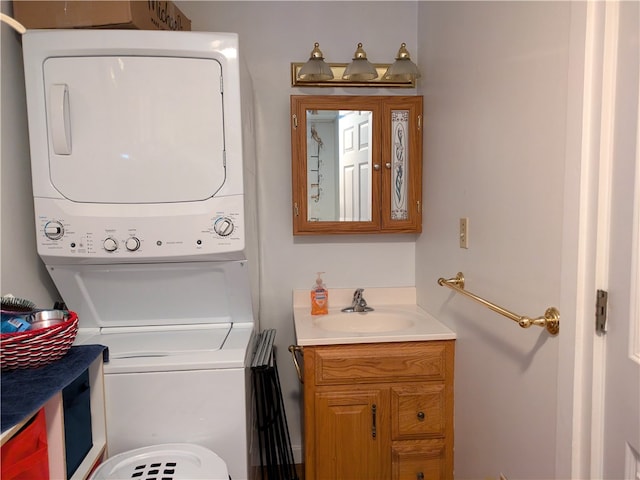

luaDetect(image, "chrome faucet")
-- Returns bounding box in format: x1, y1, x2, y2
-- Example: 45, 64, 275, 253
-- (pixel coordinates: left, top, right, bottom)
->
341, 288, 374, 313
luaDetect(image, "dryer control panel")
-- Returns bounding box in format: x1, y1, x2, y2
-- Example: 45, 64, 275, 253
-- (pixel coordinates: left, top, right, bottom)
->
34, 196, 246, 264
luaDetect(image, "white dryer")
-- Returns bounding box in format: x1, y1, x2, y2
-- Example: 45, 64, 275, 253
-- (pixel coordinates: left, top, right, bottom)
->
21, 30, 258, 480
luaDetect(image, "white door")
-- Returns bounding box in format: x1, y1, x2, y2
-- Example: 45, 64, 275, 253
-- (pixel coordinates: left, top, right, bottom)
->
599, 1, 640, 477
338, 110, 372, 221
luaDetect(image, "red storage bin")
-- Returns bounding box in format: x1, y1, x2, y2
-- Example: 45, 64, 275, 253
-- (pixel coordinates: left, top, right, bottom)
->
1, 408, 49, 480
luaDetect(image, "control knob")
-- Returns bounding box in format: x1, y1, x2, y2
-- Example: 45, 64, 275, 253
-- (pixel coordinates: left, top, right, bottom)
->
125, 237, 141, 252
44, 221, 64, 241
213, 217, 234, 237
103, 237, 118, 252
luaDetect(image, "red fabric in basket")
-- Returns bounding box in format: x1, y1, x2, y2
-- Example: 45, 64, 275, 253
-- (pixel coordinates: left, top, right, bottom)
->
0, 408, 49, 480
0, 311, 78, 370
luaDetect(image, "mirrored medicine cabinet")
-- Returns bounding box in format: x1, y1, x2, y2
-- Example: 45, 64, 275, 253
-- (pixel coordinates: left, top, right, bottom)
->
291, 95, 423, 235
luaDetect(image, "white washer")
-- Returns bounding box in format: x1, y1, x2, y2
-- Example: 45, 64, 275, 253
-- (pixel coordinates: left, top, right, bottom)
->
21, 30, 258, 480
66, 260, 255, 479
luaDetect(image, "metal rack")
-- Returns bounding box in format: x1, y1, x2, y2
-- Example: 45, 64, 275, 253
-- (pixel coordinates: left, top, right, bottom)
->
252, 329, 299, 480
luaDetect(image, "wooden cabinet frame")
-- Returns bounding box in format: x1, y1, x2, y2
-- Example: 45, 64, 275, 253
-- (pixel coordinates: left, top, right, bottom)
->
291, 95, 423, 235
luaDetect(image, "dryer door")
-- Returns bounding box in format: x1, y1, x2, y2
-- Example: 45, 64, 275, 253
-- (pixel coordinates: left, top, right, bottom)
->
42, 56, 225, 203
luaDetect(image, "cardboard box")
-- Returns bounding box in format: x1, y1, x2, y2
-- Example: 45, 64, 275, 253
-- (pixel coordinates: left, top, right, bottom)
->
12, 1, 191, 31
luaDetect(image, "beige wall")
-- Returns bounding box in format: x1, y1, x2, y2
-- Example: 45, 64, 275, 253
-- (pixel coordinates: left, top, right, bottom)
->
1, 1, 590, 477
416, 2, 572, 478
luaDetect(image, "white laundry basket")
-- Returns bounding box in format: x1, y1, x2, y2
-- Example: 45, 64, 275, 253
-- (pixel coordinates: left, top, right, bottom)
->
90, 443, 229, 480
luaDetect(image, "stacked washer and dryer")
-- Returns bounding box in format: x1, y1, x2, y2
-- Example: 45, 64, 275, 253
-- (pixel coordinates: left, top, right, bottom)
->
21, 30, 259, 479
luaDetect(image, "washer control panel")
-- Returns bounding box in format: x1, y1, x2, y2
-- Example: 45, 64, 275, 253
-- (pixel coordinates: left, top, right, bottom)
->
34, 196, 246, 261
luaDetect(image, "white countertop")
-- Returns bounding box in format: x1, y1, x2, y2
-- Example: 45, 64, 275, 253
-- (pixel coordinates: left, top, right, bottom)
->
293, 287, 456, 346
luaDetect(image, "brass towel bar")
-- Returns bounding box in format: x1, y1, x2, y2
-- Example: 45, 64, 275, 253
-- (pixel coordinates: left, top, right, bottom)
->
437, 272, 560, 335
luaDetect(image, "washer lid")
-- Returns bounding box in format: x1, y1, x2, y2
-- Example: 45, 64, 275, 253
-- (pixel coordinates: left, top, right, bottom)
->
43, 55, 225, 204
48, 261, 253, 329
76, 323, 254, 373
92, 324, 231, 360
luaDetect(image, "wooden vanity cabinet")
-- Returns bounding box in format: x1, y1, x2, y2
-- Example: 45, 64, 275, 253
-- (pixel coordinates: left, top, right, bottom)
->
302, 340, 454, 480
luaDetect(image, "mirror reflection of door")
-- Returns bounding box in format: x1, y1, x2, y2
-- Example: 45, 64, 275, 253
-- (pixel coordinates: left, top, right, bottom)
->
338, 110, 372, 221
306, 109, 373, 222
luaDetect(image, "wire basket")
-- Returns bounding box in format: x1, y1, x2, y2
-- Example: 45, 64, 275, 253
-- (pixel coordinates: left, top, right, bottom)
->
0, 311, 78, 370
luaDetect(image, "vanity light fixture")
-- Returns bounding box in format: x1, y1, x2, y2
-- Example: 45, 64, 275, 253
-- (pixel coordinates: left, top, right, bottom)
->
383, 43, 422, 82
291, 41, 420, 88
297, 42, 334, 81
342, 43, 378, 81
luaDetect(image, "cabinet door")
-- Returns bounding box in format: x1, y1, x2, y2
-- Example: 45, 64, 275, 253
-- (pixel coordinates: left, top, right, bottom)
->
381, 96, 423, 232
314, 388, 391, 480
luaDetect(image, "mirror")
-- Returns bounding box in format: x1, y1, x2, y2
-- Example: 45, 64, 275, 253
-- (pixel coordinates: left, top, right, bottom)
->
306, 108, 373, 222
291, 95, 423, 235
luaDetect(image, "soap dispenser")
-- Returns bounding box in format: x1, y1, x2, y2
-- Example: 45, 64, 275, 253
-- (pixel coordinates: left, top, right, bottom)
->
310, 272, 329, 315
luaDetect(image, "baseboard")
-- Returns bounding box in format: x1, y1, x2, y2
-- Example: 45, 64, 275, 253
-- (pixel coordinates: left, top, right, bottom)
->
292, 444, 303, 464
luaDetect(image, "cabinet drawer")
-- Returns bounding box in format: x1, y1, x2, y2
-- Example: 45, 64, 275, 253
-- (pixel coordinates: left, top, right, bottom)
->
392, 440, 445, 480
311, 341, 452, 385
392, 384, 445, 439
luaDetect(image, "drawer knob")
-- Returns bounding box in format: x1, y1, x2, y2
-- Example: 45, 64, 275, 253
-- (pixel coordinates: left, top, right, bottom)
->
417, 411, 425, 421
417, 473, 425, 480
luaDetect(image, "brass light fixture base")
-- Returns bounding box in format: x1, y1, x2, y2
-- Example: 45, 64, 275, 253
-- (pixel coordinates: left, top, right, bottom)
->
291, 63, 416, 88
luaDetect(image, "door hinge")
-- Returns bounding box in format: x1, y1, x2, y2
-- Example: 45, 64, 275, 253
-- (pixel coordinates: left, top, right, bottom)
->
596, 289, 608, 334
292, 113, 298, 129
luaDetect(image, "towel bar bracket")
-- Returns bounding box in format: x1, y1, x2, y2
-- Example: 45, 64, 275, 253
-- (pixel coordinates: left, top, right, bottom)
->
439, 272, 465, 289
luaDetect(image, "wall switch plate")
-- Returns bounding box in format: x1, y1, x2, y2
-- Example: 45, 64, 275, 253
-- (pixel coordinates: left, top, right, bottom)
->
459, 217, 469, 248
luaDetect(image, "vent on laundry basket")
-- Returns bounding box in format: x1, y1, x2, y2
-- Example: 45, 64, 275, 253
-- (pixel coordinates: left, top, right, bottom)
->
129, 460, 176, 479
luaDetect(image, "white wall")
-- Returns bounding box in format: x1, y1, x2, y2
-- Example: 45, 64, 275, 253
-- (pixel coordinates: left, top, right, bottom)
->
1, 0, 60, 305
416, 2, 572, 478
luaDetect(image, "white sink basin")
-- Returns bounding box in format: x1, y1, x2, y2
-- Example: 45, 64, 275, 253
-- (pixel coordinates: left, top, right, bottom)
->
293, 287, 457, 345
313, 311, 416, 333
